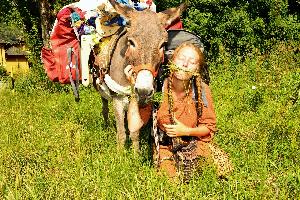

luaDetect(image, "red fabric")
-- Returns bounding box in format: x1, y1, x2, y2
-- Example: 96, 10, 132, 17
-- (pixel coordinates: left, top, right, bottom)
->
139, 103, 152, 125
41, 47, 59, 82
146, 0, 153, 6
42, 7, 84, 84
166, 18, 183, 30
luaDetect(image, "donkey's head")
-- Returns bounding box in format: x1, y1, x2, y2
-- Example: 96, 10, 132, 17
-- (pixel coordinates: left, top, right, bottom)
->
109, 0, 186, 103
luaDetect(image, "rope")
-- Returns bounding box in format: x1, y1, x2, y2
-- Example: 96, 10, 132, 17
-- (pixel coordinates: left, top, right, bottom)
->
67, 47, 80, 102
165, 70, 202, 182
151, 107, 160, 167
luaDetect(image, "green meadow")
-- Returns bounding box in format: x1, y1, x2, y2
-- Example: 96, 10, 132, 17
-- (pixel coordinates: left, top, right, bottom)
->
0, 44, 299, 199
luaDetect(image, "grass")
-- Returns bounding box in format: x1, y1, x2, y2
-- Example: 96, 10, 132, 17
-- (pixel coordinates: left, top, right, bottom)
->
0, 44, 299, 199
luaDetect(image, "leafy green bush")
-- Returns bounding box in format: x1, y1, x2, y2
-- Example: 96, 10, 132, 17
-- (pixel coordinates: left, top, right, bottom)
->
0, 65, 7, 77
158, 0, 300, 58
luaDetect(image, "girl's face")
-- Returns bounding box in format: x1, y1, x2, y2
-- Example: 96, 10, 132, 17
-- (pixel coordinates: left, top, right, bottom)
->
173, 46, 200, 81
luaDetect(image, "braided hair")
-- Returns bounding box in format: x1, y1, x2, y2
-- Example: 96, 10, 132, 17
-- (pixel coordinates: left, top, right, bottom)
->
170, 42, 206, 122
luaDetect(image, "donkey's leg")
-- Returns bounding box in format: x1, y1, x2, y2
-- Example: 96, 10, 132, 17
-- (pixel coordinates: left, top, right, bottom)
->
101, 96, 109, 126
130, 130, 140, 153
112, 97, 126, 149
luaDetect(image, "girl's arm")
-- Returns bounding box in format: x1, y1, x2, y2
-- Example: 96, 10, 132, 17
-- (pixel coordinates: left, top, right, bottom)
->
163, 118, 210, 137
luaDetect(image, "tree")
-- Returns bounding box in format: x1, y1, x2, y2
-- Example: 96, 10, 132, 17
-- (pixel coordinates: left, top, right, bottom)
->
158, 0, 300, 57
0, 0, 74, 52
1, 0, 299, 62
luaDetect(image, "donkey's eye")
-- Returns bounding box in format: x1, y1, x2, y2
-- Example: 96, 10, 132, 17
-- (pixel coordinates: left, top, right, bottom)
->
159, 42, 167, 50
128, 39, 136, 48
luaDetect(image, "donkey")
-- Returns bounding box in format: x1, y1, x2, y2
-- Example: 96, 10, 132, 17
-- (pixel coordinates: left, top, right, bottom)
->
96, 0, 186, 152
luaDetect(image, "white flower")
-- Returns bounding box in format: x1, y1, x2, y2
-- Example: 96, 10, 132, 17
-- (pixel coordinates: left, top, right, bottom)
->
252, 86, 256, 90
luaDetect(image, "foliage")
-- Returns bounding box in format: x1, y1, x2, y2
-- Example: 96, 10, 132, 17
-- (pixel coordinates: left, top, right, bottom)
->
0, 0, 298, 92
0, 0, 74, 62
157, 0, 300, 58
0, 65, 7, 77
0, 23, 24, 44
0, 0, 78, 91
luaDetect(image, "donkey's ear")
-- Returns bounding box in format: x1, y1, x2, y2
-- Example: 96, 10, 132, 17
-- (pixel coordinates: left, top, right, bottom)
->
157, 3, 187, 27
108, 0, 135, 20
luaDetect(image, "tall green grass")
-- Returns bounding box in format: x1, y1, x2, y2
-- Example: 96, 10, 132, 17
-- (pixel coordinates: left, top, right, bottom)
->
0, 44, 299, 199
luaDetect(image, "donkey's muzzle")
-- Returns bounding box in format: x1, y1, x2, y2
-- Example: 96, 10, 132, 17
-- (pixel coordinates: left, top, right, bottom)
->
134, 70, 154, 103
135, 87, 154, 105
135, 87, 154, 99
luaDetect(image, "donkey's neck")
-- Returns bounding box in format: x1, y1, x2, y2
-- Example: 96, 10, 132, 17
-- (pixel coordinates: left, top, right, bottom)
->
109, 33, 130, 87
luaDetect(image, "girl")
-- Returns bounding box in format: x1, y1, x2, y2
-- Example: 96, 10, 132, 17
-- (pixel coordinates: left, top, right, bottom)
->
156, 42, 233, 180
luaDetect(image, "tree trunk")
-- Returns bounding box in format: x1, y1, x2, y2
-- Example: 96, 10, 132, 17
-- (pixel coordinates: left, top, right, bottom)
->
39, 0, 53, 45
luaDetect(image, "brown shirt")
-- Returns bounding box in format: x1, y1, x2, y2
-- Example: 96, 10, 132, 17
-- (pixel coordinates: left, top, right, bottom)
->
157, 80, 217, 141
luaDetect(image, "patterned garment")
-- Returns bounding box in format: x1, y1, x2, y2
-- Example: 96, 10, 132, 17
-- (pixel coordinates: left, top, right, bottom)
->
158, 140, 233, 178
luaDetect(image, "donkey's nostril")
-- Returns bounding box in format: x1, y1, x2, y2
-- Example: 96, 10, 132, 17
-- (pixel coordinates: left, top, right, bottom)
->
134, 87, 139, 95
147, 89, 154, 97
135, 88, 154, 98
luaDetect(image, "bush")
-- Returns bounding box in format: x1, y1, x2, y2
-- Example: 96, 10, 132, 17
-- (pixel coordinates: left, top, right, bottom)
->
158, 0, 300, 58
0, 65, 7, 77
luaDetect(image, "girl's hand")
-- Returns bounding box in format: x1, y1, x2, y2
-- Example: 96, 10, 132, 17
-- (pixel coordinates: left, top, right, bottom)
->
163, 118, 190, 137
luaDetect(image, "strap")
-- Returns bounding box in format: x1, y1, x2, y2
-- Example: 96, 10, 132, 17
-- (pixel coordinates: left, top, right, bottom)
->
192, 78, 208, 108
107, 27, 127, 73
74, 51, 80, 102
201, 81, 208, 108
67, 47, 80, 102
132, 63, 158, 77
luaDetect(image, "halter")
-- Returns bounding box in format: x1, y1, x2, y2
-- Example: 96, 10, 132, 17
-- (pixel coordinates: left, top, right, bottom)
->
126, 45, 164, 79
131, 63, 158, 78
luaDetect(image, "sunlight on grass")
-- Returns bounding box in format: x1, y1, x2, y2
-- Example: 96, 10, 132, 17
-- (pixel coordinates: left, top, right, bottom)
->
0, 45, 299, 198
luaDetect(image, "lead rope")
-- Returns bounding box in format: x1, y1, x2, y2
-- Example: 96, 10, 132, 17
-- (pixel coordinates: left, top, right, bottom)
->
152, 107, 160, 167
167, 74, 201, 183
67, 47, 80, 102
167, 75, 183, 174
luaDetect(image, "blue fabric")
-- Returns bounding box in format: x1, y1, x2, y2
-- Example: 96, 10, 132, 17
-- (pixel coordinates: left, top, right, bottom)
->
104, 16, 127, 26
87, 17, 97, 27
71, 12, 81, 22
134, 2, 148, 11
105, 0, 147, 26
116, 0, 131, 6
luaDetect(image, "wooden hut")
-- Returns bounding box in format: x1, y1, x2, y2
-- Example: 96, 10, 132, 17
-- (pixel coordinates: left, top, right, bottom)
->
0, 34, 29, 77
